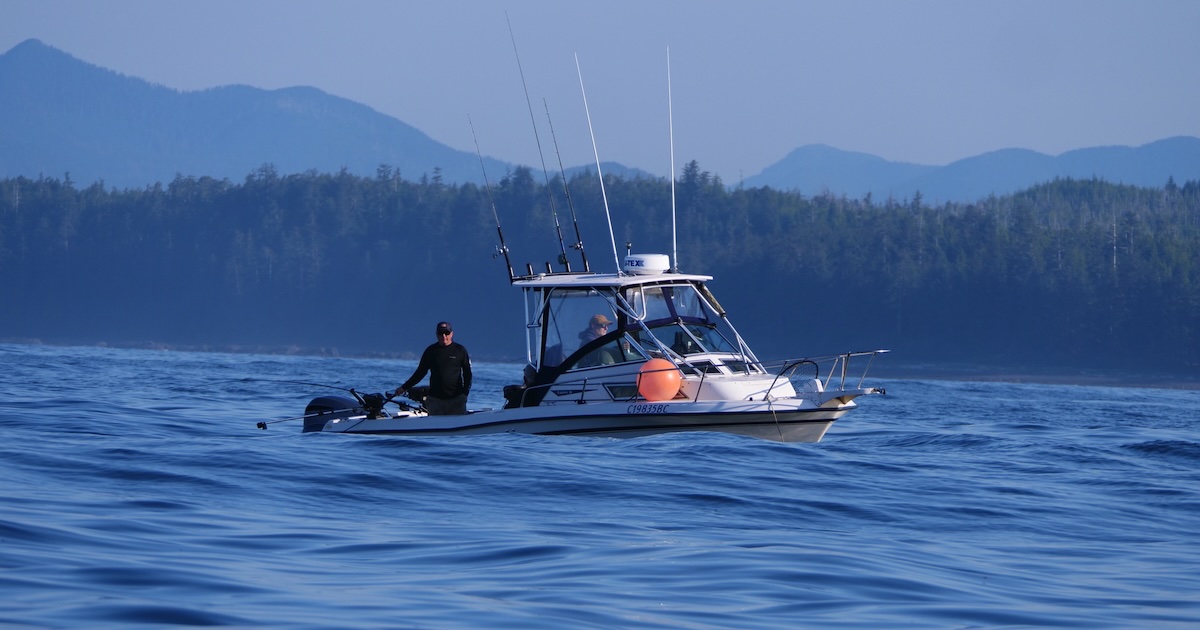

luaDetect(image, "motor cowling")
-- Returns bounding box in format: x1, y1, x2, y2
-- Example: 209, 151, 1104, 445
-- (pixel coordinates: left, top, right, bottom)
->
302, 395, 361, 433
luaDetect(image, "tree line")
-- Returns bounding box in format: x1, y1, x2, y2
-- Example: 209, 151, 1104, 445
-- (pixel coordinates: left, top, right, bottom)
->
1, 164, 1197, 373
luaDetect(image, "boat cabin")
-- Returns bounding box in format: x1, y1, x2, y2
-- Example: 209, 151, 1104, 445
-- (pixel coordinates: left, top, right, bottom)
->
504, 255, 765, 408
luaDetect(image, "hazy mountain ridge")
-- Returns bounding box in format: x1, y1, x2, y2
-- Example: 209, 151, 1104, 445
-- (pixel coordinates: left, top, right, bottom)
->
2, 38, 1197, 199
744, 144, 937, 197
746, 137, 1200, 202
0, 39, 509, 187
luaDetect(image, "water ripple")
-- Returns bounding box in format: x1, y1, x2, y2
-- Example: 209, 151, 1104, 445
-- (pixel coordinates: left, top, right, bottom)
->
1, 344, 1198, 628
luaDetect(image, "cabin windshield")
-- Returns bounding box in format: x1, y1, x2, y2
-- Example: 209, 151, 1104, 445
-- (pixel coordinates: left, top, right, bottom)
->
626, 283, 742, 358
525, 280, 751, 374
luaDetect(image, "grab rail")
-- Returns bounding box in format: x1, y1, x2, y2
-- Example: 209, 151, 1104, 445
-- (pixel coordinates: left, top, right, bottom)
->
509, 349, 888, 408
767, 349, 889, 400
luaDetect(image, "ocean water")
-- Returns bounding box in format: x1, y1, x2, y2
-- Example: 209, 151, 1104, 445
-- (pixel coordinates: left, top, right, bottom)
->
1, 342, 1198, 629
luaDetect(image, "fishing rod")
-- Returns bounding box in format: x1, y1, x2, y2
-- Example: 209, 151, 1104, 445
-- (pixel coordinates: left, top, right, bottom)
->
220, 377, 354, 393
255, 386, 424, 430
256, 396, 424, 430
252, 379, 362, 430
575, 53, 622, 275
469, 115, 515, 282
544, 97, 591, 273
506, 12, 571, 272
256, 407, 356, 430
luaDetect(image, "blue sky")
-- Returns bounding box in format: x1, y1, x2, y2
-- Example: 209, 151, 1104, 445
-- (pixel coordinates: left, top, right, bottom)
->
5, 0, 1198, 182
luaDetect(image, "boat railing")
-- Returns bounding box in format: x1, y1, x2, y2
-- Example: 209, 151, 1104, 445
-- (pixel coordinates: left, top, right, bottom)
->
507, 349, 888, 407
765, 349, 890, 399
508, 365, 652, 407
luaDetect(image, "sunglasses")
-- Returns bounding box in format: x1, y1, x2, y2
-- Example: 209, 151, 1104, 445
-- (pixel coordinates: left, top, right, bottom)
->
437, 330, 452, 336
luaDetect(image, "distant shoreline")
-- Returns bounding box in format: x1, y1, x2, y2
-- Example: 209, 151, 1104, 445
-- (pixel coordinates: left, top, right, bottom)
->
873, 363, 1200, 390
5, 339, 1198, 391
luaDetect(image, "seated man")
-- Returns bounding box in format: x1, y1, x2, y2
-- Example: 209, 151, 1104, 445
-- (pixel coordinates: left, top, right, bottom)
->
577, 314, 618, 367
579, 314, 612, 346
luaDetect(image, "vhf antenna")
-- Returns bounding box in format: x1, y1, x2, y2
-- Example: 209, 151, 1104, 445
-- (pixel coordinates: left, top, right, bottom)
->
668, 46, 679, 273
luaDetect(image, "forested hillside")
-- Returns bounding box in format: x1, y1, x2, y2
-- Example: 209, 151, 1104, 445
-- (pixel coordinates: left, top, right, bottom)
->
1, 164, 1197, 374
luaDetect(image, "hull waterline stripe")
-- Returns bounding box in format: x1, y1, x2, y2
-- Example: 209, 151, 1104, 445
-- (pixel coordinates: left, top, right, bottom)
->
323, 409, 842, 437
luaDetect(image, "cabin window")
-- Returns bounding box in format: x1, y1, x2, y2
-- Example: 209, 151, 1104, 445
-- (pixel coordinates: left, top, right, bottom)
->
540, 288, 617, 367
683, 322, 737, 354
679, 360, 721, 375
632, 285, 713, 324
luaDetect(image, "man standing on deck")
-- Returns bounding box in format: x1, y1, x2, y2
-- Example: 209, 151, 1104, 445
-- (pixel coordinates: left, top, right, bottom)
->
392, 321, 472, 415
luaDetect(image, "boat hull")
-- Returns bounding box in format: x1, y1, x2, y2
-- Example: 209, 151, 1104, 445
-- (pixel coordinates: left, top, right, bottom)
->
306, 399, 855, 443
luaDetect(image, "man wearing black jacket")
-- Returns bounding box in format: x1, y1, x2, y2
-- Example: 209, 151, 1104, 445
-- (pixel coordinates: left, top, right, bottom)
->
392, 321, 472, 415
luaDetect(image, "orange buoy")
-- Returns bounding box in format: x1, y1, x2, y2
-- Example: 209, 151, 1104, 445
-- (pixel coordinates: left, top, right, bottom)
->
637, 358, 681, 402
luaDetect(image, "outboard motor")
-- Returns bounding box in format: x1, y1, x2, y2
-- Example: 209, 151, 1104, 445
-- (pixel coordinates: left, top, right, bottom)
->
302, 395, 361, 433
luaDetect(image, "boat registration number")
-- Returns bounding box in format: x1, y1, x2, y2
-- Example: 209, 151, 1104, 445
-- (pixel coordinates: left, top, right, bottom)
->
627, 403, 669, 414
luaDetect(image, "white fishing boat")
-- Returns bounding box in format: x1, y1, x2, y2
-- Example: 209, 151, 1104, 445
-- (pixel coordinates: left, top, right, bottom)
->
268, 48, 886, 442
285, 254, 886, 442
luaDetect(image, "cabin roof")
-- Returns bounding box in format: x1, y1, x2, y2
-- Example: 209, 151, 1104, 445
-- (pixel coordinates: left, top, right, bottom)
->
512, 271, 713, 289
